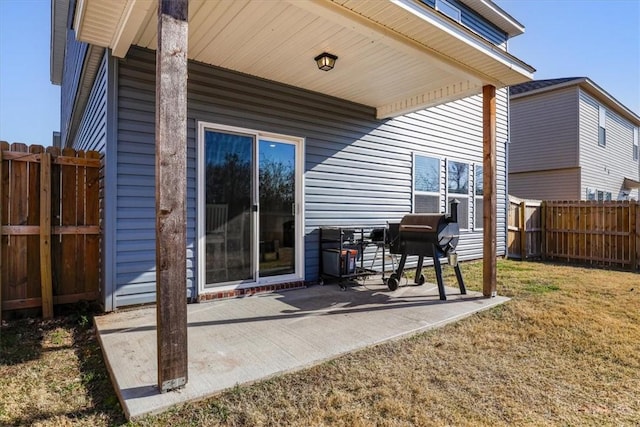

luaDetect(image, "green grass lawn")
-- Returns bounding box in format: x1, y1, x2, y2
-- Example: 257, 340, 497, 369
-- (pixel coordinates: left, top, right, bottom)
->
1, 259, 639, 426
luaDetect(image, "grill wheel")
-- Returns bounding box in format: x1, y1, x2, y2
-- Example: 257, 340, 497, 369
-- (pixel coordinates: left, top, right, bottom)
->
387, 274, 399, 291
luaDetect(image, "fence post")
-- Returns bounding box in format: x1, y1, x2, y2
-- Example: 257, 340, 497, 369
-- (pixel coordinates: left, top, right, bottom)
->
40, 152, 53, 318
633, 201, 639, 272
519, 201, 526, 259
0, 146, 3, 322
540, 201, 546, 260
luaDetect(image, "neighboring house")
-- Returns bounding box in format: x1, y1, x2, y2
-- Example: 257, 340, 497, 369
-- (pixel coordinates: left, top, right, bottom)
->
50, 0, 533, 311
509, 77, 640, 201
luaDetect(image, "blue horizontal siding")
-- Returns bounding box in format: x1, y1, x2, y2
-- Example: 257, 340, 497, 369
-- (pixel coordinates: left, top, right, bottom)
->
112, 47, 508, 307
72, 52, 107, 153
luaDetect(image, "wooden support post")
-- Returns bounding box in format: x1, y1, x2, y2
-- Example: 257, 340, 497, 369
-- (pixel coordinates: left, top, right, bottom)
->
156, 0, 189, 393
40, 152, 53, 318
482, 85, 497, 298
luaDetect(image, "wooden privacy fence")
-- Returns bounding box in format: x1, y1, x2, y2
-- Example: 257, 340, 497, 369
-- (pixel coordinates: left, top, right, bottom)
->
508, 196, 640, 271
1, 142, 101, 319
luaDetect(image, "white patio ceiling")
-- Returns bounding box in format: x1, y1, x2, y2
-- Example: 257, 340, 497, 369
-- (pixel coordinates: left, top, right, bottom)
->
71, 0, 534, 118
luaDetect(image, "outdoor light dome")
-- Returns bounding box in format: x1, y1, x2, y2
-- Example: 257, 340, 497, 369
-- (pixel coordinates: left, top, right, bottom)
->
314, 52, 338, 71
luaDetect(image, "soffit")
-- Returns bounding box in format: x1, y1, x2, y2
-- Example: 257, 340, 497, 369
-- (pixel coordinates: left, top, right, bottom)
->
623, 178, 640, 190
71, 0, 534, 118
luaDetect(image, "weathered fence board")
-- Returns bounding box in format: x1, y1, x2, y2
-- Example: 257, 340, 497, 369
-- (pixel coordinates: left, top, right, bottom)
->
507, 196, 542, 260
508, 196, 640, 271
0, 142, 101, 319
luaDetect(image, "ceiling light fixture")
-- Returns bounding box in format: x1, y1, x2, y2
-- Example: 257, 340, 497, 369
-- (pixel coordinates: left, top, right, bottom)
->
314, 52, 338, 71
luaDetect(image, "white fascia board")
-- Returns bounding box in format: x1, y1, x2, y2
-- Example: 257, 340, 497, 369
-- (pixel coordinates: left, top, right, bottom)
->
111, 0, 155, 58
73, 0, 88, 42
50, 0, 70, 84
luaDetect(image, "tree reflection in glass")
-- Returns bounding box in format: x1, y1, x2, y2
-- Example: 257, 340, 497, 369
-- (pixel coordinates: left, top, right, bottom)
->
259, 140, 296, 277
204, 131, 253, 284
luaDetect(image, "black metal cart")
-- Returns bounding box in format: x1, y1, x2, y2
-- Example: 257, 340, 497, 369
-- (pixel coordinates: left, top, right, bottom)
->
318, 227, 377, 289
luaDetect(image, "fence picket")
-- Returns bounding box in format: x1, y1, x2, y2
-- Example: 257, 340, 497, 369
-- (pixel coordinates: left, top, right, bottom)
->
40, 152, 53, 318
61, 148, 78, 298
75, 150, 87, 296
8, 144, 29, 305
27, 145, 42, 306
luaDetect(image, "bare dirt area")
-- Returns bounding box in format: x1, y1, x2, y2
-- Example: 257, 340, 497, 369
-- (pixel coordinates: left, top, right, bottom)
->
1, 259, 639, 426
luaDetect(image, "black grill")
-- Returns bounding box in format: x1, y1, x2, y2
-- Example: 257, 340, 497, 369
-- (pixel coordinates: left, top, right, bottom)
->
385, 199, 466, 300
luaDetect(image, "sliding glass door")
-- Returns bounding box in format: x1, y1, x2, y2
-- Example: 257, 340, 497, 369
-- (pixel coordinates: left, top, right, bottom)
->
258, 139, 296, 277
200, 125, 302, 288
203, 130, 254, 284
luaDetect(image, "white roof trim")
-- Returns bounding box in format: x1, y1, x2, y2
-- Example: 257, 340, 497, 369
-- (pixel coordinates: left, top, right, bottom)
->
50, 0, 70, 84
111, 0, 155, 58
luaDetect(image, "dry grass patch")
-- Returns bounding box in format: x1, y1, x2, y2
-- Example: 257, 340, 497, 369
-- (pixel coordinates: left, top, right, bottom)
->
1, 260, 639, 426
0, 310, 125, 426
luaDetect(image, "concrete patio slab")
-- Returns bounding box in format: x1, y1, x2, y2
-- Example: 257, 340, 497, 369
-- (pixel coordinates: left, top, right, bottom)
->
94, 279, 509, 420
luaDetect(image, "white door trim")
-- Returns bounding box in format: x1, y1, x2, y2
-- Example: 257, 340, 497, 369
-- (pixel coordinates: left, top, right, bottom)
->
197, 121, 305, 297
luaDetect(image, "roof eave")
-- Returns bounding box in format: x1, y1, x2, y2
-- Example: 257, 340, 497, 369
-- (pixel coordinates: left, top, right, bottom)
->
50, 0, 70, 85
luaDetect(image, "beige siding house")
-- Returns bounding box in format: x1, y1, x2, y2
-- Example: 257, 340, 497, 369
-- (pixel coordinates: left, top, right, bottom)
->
509, 78, 640, 201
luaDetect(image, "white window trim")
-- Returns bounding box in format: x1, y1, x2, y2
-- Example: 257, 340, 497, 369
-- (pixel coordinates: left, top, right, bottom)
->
474, 163, 483, 231
196, 121, 305, 297
445, 158, 471, 231
633, 127, 638, 161
412, 152, 442, 213
598, 106, 607, 147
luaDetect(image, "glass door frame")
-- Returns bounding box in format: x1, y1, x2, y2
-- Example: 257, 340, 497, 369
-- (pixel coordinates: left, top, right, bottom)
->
197, 121, 305, 295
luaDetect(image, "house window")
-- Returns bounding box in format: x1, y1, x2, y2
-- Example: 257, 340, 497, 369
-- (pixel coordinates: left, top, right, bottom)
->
414, 154, 441, 213
474, 164, 483, 229
447, 160, 469, 230
586, 188, 596, 200
633, 128, 638, 161
436, 0, 461, 22
595, 189, 612, 202
598, 106, 607, 147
